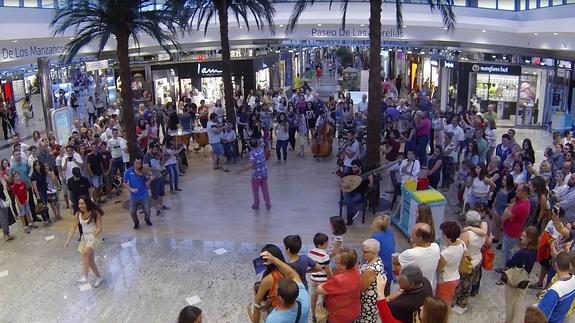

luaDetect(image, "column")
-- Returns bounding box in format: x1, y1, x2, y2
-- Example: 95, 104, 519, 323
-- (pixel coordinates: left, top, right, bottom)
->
440, 67, 449, 111
37, 57, 53, 132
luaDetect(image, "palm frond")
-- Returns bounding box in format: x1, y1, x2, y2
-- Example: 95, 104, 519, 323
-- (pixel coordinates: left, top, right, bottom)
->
427, 0, 456, 31
338, 0, 350, 29
51, 0, 180, 63
287, 0, 346, 33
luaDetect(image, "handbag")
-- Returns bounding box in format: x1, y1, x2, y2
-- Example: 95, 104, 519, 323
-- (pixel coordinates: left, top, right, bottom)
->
459, 240, 473, 275
35, 202, 47, 215
502, 267, 530, 289
315, 302, 329, 323
481, 246, 495, 271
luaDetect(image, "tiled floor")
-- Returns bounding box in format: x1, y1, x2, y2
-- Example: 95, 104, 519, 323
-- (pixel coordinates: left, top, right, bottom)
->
0, 126, 550, 322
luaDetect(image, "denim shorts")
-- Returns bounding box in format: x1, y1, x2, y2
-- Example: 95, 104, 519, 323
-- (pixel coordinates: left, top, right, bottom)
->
17, 202, 31, 217
150, 178, 165, 199
91, 175, 103, 188
211, 142, 224, 156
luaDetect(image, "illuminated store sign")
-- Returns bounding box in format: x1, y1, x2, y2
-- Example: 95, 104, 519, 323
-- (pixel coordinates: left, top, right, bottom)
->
0, 44, 67, 62
310, 27, 404, 39
197, 64, 223, 76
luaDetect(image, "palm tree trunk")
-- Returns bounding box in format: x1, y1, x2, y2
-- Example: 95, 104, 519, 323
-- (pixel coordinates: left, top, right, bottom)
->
116, 31, 138, 161
215, 0, 236, 125
366, 0, 383, 171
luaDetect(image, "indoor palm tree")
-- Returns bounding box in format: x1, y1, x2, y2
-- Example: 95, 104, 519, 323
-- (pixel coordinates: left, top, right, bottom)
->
288, 0, 455, 170
51, 0, 179, 160
174, 0, 276, 125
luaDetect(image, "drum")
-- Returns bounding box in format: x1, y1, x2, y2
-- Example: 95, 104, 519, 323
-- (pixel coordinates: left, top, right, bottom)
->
192, 129, 208, 147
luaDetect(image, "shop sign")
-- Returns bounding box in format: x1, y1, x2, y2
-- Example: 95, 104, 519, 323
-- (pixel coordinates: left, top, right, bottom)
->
443, 61, 455, 69
197, 63, 223, 76
471, 64, 516, 74
0, 43, 67, 63
310, 27, 403, 39
558, 60, 572, 69
157, 53, 171, 61
85, 59, 109, 72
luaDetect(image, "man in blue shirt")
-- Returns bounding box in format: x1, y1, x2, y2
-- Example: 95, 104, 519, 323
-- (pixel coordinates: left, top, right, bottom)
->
538, 252, 575, 323
247, 250, 310, 323
9, 149, 40, 222
123, 157, 152, 229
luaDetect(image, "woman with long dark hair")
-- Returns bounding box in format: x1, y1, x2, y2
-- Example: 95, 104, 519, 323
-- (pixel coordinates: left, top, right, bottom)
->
31, 160, 51, 223
522, 138, 536, 165
275, 112, 289, 163
287, 102, 297, 151
65, 195, 104, 287
469, 163, 496, 207
250, 244, 286, 321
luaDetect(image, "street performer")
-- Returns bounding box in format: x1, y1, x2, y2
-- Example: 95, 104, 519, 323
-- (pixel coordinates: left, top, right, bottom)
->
341, 159, 374, 226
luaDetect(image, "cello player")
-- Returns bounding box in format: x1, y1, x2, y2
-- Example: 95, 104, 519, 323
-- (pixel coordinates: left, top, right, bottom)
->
312, 109, 335, 162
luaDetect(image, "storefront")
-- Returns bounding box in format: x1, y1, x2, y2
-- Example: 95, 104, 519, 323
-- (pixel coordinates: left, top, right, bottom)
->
151, 59, 255, 106
457, 62, 522, 126
519, 65, 551, 127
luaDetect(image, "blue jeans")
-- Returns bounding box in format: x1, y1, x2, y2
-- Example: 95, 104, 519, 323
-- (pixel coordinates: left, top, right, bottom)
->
503, 234, 519, 263
276, 139, 288, 161
166, 163, 179, 191
111, 157, 125, 177
130, 198, 151, 224
343, 191, 363, 224
38, 191, 50, 221
417, 134, 430, 165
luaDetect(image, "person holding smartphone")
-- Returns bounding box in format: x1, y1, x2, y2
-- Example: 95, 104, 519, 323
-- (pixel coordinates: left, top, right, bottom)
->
247, 250, 310, 323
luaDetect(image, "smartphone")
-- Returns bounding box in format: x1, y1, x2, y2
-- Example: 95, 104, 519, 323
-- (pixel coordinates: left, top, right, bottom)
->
252, 256, 266, 275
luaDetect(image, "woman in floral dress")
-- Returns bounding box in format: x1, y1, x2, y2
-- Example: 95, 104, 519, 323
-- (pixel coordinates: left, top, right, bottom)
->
356, 238, 385, 322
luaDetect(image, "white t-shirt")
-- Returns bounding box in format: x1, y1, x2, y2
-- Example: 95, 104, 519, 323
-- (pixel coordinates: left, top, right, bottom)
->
399, 159, 421, 183
108, 137, 123, 159
446, 124, 465, 142
207, 121, 221, 144
120, 138, 130, 163
357, 100, 368, 113
61, 152, 82, 180
343, 140, 360, 167
276, 123, 289, 141
398, 243, 441, 290
439, 243, 465, 283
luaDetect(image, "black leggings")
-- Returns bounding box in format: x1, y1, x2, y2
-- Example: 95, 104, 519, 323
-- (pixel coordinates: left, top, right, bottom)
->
288, 127, 297, 150
276, 139, 288, 161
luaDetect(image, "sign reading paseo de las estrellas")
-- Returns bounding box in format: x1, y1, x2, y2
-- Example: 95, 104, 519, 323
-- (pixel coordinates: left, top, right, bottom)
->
0, 44, 67, 62
310, 27, 404, 39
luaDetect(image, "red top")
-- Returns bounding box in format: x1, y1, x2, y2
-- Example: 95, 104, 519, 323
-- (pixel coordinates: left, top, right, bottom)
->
416, 118, 431, 136
376, 299, 401, 323
503, 199, 530, 238
322, 267, 362, 323
11, 181, 28, 204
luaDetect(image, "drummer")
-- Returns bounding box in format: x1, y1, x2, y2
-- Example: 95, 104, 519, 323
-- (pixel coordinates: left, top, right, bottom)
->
341, 159, 374, 226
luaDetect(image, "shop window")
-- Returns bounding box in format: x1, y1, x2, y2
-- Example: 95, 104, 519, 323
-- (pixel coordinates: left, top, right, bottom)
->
453, 0, 466, 5
520, 0, 527, 9
539, 0, 549, 7
3, 0, 21, 7
498, 0, 515, 9
42, 0, 54, 8
553, 0, 564, 5
23, 0, 39, 7
567, 0, 575, 3
478, 0, 497, 8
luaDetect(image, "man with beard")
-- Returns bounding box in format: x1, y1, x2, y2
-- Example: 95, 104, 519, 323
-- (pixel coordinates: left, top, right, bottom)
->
341, 159, 373, 226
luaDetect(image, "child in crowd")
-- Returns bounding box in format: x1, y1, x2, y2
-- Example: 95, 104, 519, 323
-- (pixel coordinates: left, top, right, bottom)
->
329, 216, 347, 256
308, 232, 333, 323
11, 172, 37, 234
282, 234, 321, 290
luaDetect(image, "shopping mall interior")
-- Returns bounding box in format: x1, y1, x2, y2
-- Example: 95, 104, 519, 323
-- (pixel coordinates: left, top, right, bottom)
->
0, 1, 574, 322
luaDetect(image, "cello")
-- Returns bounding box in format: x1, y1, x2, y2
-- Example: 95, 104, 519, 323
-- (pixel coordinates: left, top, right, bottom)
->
311, 111, 334, 157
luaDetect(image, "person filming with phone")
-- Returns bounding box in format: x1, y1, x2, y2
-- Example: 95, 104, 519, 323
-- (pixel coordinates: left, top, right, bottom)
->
247, 248, 310, 323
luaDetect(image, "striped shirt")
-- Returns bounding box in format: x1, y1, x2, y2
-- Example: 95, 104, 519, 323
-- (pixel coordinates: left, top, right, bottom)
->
308, 248, 330, 282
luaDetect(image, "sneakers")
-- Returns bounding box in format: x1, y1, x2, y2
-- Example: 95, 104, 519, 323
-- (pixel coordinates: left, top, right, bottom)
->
156, 210, 164, 217
352, 211, 360, 222
161, 205, 170, 210
133, 222, 140, 230
29, 224, 39, 229
451, 305, 467, 315
94, 277, 103, 288
24, 227, 31, 234
145, 220, 153, 226
78, 276, 88, 284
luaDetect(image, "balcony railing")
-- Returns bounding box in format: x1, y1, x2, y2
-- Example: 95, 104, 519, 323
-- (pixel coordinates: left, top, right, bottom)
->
1, 0, 574, 11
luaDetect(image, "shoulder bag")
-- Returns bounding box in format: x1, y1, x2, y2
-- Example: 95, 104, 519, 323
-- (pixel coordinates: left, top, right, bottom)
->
459, 240, 473, 275
502, 266, 530, 289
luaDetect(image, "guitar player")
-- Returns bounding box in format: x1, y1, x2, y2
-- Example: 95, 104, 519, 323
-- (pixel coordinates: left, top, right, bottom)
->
342, 159, 374, 226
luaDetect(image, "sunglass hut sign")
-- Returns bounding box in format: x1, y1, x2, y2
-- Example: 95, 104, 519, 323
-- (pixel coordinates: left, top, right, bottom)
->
310, 27, 404, 39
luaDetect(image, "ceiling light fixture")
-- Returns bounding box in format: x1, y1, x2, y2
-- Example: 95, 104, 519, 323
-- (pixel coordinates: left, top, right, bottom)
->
279, 24, 284, 27
11, 40, 17, 43
360, 24, 365, 27
534, 32, 538, 35
407, 50, 412, 54
443, 27, 448, 30
553, 32, 559, 36
481, 30, 486, 33
317, 24, 322, 27
492, 55, 496, 58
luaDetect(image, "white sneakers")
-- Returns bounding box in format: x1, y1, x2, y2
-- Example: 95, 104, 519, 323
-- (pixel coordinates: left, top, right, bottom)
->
77, 276, 88, 284
93, 277, 103, 288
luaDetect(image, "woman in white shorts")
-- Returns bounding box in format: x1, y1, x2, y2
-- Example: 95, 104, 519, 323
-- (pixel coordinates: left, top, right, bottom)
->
64, 196, 104, 287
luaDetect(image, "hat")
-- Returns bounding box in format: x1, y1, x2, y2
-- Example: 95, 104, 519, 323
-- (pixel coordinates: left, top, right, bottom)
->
466, 210, 481, 223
